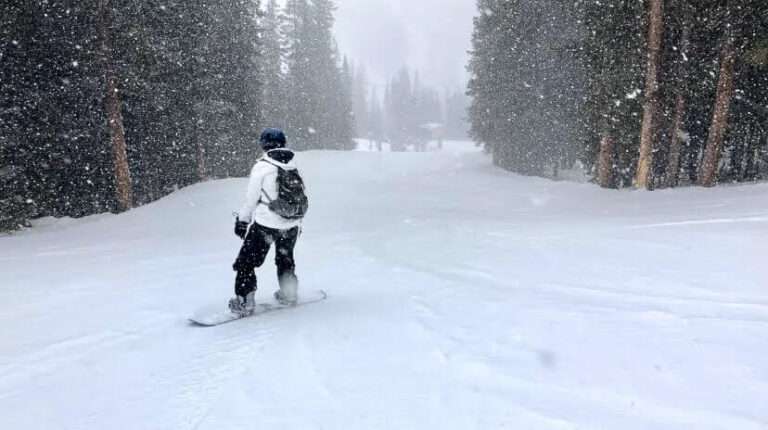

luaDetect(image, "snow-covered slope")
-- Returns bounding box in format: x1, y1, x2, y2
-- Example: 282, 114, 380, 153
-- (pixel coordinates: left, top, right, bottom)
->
1, 142, 766, 429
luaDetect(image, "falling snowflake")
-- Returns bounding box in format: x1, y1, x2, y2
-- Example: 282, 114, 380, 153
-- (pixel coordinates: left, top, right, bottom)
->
625, 89, 641, 100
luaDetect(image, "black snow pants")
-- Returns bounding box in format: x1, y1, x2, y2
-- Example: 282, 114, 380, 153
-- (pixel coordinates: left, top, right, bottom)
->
233, 223, 299, 298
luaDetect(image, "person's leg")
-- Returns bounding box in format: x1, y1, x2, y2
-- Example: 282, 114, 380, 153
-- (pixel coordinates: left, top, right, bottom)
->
274, 227, 300, 303
232, 223, 275, 299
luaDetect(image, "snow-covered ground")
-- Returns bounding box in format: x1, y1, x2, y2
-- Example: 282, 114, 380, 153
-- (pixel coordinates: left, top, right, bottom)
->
1, 141, 767, 429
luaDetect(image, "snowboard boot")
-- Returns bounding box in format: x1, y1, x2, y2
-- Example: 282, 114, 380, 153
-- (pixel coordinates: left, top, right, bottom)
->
274, 290, 298, 306
228, 291, 256, 316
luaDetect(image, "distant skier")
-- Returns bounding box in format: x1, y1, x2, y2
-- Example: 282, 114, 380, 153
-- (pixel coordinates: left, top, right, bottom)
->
229, 128, 309, 315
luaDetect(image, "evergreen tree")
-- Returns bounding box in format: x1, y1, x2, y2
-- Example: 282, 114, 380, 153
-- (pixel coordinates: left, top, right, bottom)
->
383, 67, 445, 151
333, 55, 356, 149
368, 87, 385, 149
580, 0, 646, 188
283, 0, 354, 150
698, 1, 765, 186
0, 0, 266, 232
283, 0, 315, 149
261, 0, 288, 131
635, 0, 665, 189
466, 0, 768, 186
1, 0, 116, 229
468, 0, 585, 176
578, 0, 767, 188
662, 0, 694, 188
730, 29, 768, 182
190, 0, 262, 178
99, 0, 133, 210
467, 0, 505, 162
352, 63, 370, 139
387, 68, 411, 150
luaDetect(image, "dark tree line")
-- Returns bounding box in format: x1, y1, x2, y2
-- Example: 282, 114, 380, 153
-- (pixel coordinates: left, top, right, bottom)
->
468, 0, 768, 188
1, 0, 354, 232
468, 0, 585, 176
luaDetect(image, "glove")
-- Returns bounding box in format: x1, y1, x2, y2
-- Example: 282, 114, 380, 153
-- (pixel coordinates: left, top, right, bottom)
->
234, 217, 249, 239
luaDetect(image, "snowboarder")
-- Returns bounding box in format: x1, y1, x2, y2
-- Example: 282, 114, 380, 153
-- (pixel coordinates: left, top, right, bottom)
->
229, 128, 309, 315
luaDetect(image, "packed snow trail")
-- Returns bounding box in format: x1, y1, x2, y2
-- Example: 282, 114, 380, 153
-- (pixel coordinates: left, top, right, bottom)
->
1, 142, 767, 429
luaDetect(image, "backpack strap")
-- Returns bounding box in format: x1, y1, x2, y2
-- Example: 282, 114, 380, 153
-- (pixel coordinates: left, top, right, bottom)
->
260, 158, 283, 171
260, 188, 274, 203
258, 158, 279, 205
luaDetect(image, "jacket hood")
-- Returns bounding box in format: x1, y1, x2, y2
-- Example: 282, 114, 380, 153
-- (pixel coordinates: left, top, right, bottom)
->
265, 148, 295, 166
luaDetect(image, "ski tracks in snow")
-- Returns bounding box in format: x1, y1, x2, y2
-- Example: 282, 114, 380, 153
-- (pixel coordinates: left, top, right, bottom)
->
172, 322, 281, 430
2, 144, 768, 429
406, 280, 767, 429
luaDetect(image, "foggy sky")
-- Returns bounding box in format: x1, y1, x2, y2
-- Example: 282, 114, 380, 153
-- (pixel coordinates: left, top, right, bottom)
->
332, 0, 476, 92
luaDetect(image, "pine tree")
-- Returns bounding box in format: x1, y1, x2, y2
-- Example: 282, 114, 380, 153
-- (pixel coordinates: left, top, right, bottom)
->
635, 0, 665, 189
262, 0, 288, 130
352, 63, 370, 139
386, 67, 414, 151
698, 2, 760, 187
283, 0, 353, 150
109, 0, 207, 198
468, 0, 585, 176
98, 0, 133, 210
468, 0, 506, 163
0, 0, 266, 231
699, 33, 737, 187
197, 0, 262, 177
580, 0, 646, 188
283, 0, 313, 149
327, 54, 355, 150
1, 0, 116, 227
732, 26, 768, 182
463, 0, 768, 188
0, 2, 36, 230
663, 0, 693, 188
368, 88, 384, 149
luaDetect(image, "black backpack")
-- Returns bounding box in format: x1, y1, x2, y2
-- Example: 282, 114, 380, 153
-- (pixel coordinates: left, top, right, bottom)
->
261, 161, 309, 220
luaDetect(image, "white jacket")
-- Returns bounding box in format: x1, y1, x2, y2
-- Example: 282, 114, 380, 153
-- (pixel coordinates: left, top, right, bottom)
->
238, 149, 303, 230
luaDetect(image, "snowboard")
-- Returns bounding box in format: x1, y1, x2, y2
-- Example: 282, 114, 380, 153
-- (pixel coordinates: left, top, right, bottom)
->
189, 290, 327, 327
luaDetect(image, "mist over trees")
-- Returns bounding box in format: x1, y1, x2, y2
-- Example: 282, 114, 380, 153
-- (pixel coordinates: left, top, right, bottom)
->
280, 0, 354, 151
444, 90, 471, 140
468, 0, 768, 188
349, 65, 470, 151
0, 0, 354, 232
384, 68, 441, 151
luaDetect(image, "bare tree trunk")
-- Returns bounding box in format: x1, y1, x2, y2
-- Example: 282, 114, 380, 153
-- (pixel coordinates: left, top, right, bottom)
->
635, 0, 665, 189
194, 119, 207, 180
664, 17, 690, 188
699, 37, 737, 187
743, 126, 760, 181
196, 142, 207, 180
98, 0, 132, 211
665, 93, 687, 187
597, 131, 615, 188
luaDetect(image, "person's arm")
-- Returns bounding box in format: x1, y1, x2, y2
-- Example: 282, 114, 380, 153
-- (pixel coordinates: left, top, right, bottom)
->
237, 162, 268, 223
